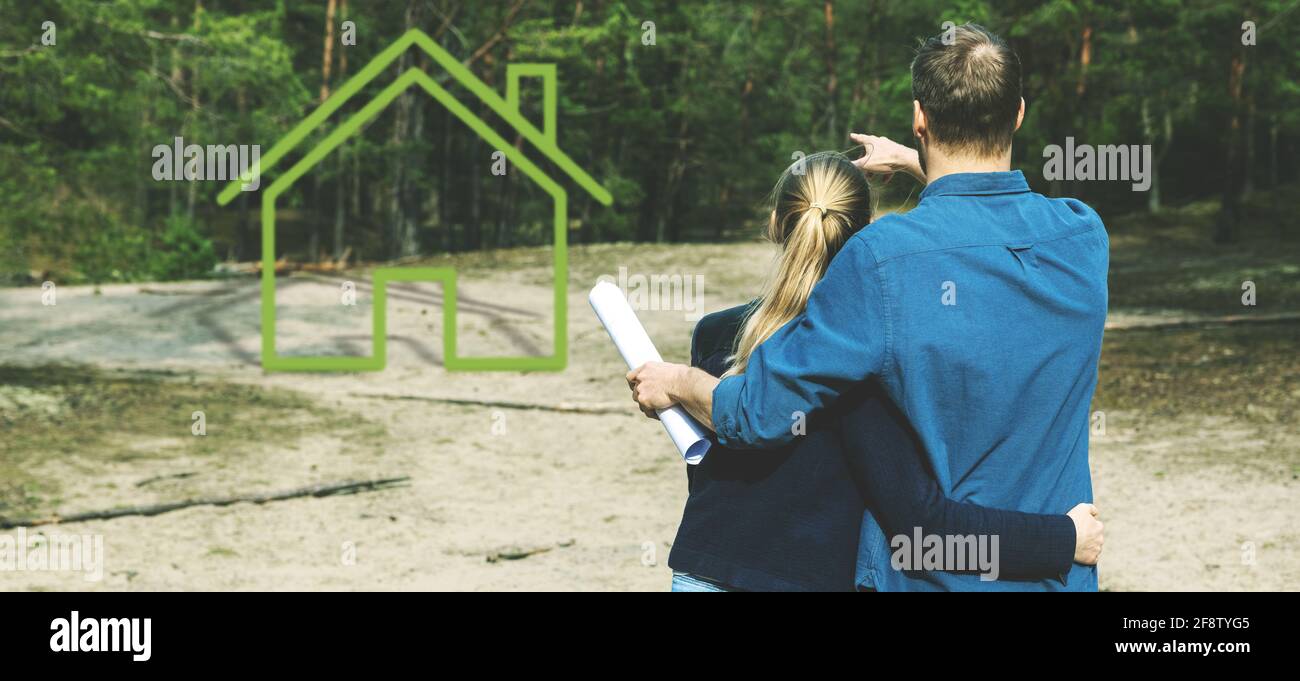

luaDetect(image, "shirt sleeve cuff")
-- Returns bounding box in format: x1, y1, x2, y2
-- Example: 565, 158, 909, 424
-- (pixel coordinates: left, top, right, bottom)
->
710, 374, 742, 446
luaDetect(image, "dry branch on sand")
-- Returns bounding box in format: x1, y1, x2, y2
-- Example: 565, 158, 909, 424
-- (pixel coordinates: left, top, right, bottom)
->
0, 477, 411, 529
350, 392, 630, 415
485, 539, 576, 563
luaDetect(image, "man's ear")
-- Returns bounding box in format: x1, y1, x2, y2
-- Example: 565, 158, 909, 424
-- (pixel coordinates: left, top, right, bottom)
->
912, 100, 927, 141
1014, 97, 1025, 132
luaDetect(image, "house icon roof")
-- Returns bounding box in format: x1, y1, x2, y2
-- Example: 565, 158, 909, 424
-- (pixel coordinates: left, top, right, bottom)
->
217, 28, 612, 373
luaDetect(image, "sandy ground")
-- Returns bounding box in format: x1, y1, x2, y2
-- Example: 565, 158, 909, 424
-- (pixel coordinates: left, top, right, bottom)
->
1, 242, 1295, 591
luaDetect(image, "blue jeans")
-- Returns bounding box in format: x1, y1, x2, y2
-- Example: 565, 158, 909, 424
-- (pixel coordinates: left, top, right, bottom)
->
670, 572, 737, 592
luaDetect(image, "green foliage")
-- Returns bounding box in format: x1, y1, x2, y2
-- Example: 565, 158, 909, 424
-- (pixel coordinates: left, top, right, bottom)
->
0, 0, 1297, 281
148, 213, 218, 281
70, 213, 216, 283
74, 219, 151, 284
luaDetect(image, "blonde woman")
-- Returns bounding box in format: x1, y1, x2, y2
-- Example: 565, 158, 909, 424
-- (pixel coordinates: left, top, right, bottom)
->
660, 151, 1098, 591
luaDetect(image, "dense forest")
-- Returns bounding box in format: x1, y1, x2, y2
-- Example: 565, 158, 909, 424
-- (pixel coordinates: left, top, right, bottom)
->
1, 0, 1297, 282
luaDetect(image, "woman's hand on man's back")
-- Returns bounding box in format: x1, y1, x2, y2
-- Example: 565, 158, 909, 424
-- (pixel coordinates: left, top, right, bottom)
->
1067, 503, 1105, 565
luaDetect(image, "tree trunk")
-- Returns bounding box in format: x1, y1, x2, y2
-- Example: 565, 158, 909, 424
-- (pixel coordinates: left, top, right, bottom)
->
331, 1, 349, 259
1243, 93, 1255, 198
389, 98, 409, 257
469, 104, 482, 251
823, 1, 837, 143
320, 0, 337, 101
1141, 98, 1172, 214
1269, 117, 1279, 189
1216, 49, 1246, 244
388, 1, 424, 258
185, 1, 203, 223
867, 1, 880, 131
237, 87, 251, 260
1141, 99, 1158, 212
168, 14, 181, 218
139, 48, 156, 230
440, 106, 452, 253
310, 0, 337, 262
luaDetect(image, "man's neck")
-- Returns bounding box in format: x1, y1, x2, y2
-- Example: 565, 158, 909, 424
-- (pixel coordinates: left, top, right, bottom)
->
921, 146, 1013, 184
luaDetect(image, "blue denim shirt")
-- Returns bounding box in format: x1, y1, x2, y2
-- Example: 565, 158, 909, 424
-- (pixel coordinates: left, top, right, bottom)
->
711, 171, 1108, 591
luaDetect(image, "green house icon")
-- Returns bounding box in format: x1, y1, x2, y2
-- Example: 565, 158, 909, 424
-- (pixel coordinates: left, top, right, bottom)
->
217, 29, 612, 372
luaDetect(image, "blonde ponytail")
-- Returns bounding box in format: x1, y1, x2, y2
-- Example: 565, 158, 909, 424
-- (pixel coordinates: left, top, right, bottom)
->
725, 152, 871, 377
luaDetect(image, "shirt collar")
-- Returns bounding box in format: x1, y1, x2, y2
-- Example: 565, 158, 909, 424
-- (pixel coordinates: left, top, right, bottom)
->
919, 170, 1030, 199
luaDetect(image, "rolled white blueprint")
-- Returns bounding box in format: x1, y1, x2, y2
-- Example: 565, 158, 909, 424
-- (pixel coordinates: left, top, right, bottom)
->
589, 281, 712, 464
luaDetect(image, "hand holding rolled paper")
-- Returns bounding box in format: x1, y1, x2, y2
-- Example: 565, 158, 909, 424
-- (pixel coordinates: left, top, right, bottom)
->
625, 360, 687, 418
588, 281, 712, 464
